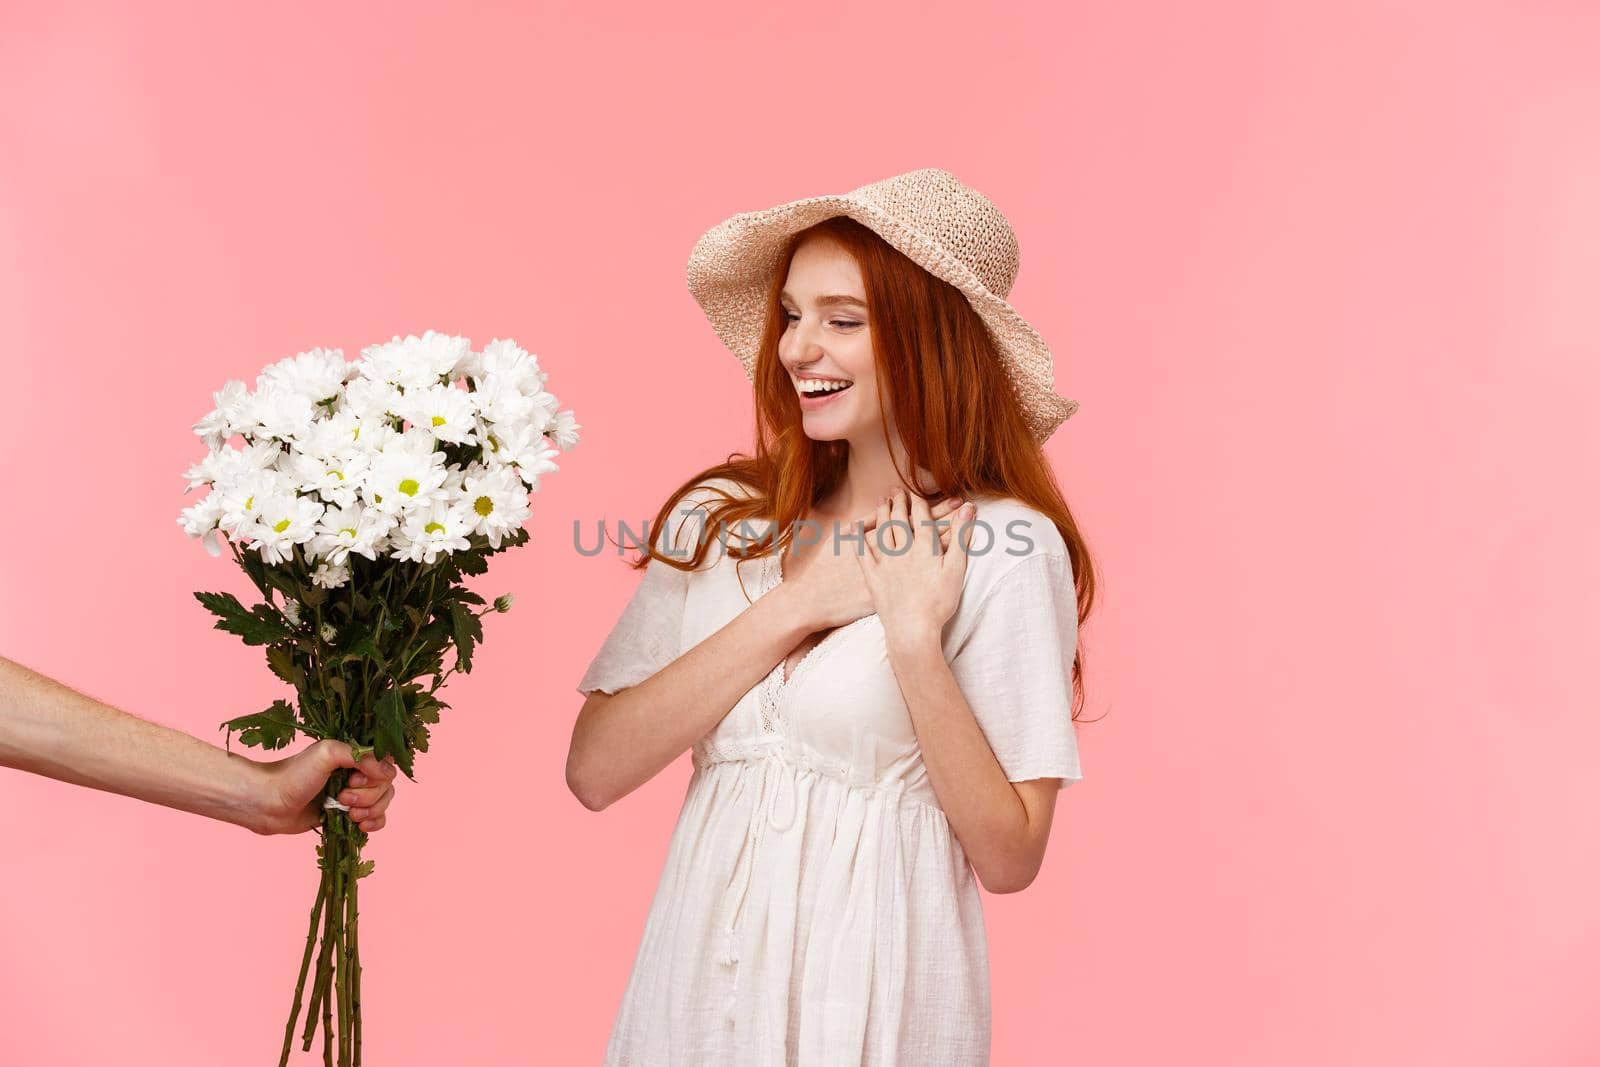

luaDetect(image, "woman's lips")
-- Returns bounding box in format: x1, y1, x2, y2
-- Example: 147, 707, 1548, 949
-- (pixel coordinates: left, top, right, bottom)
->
797, 381, 853, 408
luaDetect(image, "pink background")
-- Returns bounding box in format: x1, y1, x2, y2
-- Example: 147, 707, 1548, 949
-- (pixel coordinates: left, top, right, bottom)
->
2, 2, 1596, 1063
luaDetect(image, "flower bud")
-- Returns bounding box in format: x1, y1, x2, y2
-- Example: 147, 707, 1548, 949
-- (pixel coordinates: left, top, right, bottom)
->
494, 594, 514, 613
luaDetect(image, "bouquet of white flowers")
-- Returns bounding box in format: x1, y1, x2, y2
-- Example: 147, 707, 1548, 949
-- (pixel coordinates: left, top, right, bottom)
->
177, 331, 577, 1065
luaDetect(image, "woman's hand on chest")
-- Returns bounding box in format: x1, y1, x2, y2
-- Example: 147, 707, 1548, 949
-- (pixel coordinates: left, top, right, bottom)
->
858, 489, 977, 652
782, 492, 965, 632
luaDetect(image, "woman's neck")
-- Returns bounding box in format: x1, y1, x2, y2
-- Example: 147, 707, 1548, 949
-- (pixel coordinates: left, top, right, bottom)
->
820, 429, 930, 521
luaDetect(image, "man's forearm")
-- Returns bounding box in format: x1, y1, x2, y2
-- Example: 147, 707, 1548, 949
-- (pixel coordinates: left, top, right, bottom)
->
0, 654, 262, 829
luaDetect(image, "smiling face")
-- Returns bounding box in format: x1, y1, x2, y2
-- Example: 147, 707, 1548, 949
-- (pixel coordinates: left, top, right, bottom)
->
777, 234, 885, 444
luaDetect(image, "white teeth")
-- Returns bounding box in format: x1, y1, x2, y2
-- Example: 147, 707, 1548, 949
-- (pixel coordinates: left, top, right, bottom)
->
798, 378, 852, 395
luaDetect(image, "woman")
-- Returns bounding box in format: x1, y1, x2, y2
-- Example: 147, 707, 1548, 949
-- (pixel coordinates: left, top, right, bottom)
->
567, 168, 1095, 1066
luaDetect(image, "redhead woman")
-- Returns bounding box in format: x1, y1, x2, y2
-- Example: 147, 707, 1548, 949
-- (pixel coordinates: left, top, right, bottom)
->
566, 167, 1095, 1066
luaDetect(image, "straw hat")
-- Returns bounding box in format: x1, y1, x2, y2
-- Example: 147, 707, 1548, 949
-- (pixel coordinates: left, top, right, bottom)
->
685, 166, 1079, 443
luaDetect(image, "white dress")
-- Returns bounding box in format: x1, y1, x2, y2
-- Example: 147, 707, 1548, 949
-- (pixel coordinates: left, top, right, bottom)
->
576, 479, 1083, 1066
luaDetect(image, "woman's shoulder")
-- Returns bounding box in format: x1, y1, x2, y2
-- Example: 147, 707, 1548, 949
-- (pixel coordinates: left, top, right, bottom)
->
951, 494, 1072, 615
961, 493, 1068, 564
656, 475, 763, 562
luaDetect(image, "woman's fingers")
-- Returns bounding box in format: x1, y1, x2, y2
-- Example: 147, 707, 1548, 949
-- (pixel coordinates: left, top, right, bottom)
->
908, 491, 940, 555
857, 494, 960, 527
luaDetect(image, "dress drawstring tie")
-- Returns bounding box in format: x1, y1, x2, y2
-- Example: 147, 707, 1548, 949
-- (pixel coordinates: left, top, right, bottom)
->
718, 750, 800, 1028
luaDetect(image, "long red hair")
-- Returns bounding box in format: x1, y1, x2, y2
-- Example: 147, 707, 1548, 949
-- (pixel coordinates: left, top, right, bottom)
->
633, 215, 1096, 718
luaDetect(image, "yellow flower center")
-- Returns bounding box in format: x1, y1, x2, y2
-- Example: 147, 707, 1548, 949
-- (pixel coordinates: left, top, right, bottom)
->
244, 495, 254, 510
425, 521, 445, 535
474, 495, 494, 517
432, 415, 447, 427
488, 433, 501, 453
273, 518, 291, 533
341, 527, 357, 537
398, 478, 420, 496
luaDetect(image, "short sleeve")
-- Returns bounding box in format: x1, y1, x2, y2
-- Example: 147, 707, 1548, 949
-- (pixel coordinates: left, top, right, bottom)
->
574, 492, 707, 697
947, 551, 1083, 787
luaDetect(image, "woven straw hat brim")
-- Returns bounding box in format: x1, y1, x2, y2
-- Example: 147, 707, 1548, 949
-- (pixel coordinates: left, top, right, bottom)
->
686, 191, 1080, 443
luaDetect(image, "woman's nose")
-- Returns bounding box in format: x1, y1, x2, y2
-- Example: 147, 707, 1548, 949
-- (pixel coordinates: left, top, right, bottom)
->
782, 319, 822, 364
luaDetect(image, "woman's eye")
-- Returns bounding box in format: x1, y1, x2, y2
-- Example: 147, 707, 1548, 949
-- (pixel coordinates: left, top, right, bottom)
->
780, 311, 862, 329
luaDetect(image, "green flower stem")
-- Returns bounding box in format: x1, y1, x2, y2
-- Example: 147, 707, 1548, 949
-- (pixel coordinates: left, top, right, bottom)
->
348, 835, 364, 1066
279, 853, 332, 1067
332, 822, 352, 1066
298, 789, 347, 1055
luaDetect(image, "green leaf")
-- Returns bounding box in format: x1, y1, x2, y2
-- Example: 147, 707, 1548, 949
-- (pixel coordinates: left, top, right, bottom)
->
455, 589, 486, 607
406, 688, 443, 727
450, 602, 483, 674
457, 551, 489, 577
194, 591, 295, 646
356, 859, 375, 879
300, 584, 328, 609
372, 687, 413, 779
219, 699, 299, 751
409, 719, 433, 754
343, 632, 382, 662
265, 645, 300, 686
263, 567, 300, 601
238, 551, 270, 598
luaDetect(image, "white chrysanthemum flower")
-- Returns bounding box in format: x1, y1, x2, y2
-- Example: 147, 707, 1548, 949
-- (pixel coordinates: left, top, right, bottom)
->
183, 439, 282, 491
342, 376, 403, 426
288, 449, 371, 509
545, 409, 581, 452
258, 347, 353, 405
392, 500, 474, 564
395, 382, 479, 445
470, 373, 542, 430
471, 421, 519, 470
473, 338, 542, 393
192, 380, 253, 451
353, 415, 400, 455
295, 409, 362, 460
309, 502, 395, 564
177, 493, 227, 557
459, 465, 531, 549
312, 560, 351, 589
248, 494, 326, 566
250, 382, 323, 443
319, 621, 339, 642
363, 431, 451, 515
492, 423, 562, 490
282, 598, 304, 627
216, 467, 292, 537
358, 331, 472, 392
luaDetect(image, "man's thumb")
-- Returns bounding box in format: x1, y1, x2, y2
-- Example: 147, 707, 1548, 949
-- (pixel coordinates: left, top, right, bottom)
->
314, 738, 356, 772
